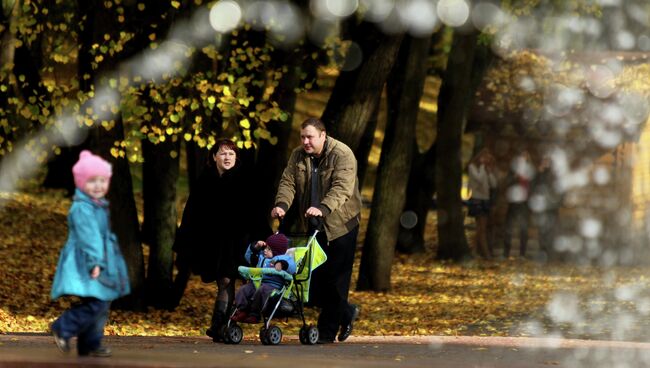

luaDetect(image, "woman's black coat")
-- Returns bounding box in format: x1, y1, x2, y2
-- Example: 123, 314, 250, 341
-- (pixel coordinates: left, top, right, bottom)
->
173, 165, 258, 282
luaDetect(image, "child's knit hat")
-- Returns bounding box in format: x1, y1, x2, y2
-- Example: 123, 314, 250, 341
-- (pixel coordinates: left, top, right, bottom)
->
266, 233, 289, 256
72, 150, 112, 188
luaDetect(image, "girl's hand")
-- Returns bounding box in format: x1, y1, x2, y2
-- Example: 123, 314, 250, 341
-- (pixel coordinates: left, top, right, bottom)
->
255, 241, 266, 249
90, 266, 100, 279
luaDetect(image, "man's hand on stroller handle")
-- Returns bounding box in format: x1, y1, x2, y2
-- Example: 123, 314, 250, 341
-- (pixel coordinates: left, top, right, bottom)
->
305, 207, 323, 218
271, 207, 285, 219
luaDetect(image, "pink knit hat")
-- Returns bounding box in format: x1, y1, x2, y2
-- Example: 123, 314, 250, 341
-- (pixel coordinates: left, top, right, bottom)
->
72, 150, 112, 188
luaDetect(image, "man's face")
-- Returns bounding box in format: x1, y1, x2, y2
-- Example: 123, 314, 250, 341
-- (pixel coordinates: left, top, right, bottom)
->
300, 125, 326, 156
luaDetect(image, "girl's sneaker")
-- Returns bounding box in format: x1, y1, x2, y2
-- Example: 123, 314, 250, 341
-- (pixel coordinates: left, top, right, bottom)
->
81, 346, 112, 357
52, 330, 70, 353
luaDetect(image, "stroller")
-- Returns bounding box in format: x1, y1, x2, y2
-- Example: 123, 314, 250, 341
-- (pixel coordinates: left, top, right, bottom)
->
220, 228, 327, 345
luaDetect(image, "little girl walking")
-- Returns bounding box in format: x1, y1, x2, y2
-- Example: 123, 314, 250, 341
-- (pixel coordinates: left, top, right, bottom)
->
50, 150, 130, 357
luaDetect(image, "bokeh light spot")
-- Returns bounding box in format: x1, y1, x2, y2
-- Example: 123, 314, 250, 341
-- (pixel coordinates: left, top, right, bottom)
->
209, 0, 242, 33
437, 0, 470, 27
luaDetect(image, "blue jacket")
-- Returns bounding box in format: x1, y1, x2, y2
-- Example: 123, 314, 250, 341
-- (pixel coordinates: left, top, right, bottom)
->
244, 243, 296, 289
50, 189, 131, 301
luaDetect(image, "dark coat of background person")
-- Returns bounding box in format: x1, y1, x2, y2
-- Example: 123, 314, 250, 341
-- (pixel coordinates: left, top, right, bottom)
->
172, 164, 267, 283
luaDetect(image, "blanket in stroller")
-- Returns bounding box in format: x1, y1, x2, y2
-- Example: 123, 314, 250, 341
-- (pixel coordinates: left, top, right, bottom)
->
238, 233, 327, 302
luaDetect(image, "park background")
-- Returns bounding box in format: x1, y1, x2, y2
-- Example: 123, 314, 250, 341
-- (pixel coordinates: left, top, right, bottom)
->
2, 0, 650, 343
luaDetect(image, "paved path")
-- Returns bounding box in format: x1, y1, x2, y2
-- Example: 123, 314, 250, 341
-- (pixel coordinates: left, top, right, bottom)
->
2, 334, 650, 367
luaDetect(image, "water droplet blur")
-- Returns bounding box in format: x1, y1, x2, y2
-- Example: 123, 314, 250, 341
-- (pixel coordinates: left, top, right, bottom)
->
396, 0, 439, 37
547, 292, 582, 324
518, 76, 536, 93
585, 65, 616, 99
580, 218, 602, 239
209, 0, 242, 33
545, 84, 584, 117
308, 18, 338, 46
614, 30, 635, 50
339, 42, 363, 72
639, 35, 650, 51
244, 1, 305, 47
471, 2, 504, 32
592, 166, 610, 185
437, 0, 470, 27
378, 7, 405, 35
400, 211, 418, 229
360, 0, 394, 23
311, 0, 358, 19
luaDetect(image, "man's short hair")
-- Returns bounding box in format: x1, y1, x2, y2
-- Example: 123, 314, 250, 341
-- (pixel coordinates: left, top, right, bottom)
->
301, 117, 326, 132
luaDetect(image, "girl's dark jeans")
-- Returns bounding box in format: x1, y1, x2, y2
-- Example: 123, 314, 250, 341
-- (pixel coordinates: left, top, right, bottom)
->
51, 297, 110, 355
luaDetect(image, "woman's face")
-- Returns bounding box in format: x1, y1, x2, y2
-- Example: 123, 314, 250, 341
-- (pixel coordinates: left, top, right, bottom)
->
213, 146, 236, 175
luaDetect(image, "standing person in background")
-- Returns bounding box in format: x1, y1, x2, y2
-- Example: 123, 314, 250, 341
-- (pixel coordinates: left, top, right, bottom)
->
50, 151, 131, 357
467, 148, 498, 259
530, 155, 562, 261
271, 117, 362, 344
503, 150, 535, 259
172, 139, 267, 342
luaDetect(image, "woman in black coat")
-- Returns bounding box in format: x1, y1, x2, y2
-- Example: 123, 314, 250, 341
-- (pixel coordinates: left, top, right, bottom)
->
172, 139, 263, 341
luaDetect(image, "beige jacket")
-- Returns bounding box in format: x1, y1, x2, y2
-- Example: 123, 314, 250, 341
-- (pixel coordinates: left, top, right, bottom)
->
275, 136, 362, 241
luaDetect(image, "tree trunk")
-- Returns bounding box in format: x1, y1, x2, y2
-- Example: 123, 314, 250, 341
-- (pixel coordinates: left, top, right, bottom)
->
357, 35, 431, 291
320, 21, 403, 151
356, 96, 380, 190
255, 46, 305, 225
435, 30, 478, 261
78, 0, 145, 310
89, 121, 145, 311
142, 137, 180, 309
396, 143, 436, 254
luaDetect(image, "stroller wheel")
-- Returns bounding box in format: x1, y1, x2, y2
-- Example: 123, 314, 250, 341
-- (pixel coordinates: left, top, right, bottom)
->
266, 325, 283, 345
259, 327, 270, 345
299, 325, 319, 345
225, 324, 243, 344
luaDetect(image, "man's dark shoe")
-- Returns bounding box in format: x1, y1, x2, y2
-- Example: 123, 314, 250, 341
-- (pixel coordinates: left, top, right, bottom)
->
206, 327, 223, 343
52, 330, 70, 353
338, 304, 360, 342
81, 346, 112, 357
317, 337, 335, 344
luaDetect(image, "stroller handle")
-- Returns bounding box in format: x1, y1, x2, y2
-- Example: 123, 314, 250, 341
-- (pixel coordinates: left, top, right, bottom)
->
274, 214, 325, 235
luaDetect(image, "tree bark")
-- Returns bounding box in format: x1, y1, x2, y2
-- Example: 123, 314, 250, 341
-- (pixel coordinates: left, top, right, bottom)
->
356, 96, 381, 190
142, 137, 179, 308
320, 21, 403, 151
357, 35, 431, 291
435, 29, 478, 261
88, 121, 145, 310
78, 0, 145, 310
255, 46, 305, 223
396, 143, 436, 254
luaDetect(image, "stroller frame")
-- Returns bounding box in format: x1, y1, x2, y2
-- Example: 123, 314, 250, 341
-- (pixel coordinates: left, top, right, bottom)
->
221, 229, 322, 345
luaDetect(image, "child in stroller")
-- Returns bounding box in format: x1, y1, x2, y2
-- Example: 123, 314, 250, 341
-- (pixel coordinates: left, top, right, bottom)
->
231, 233, 296, 324
220, 229, 327, 345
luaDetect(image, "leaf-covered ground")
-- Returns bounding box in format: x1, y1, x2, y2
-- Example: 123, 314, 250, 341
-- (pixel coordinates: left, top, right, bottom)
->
3, 189, 650, 341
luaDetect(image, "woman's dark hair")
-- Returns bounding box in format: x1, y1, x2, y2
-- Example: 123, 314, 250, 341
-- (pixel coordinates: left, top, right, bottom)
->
207, 139, 239, 168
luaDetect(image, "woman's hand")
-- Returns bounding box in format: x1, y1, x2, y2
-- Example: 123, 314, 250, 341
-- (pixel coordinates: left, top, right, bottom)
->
90, 266, 100, 279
